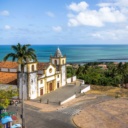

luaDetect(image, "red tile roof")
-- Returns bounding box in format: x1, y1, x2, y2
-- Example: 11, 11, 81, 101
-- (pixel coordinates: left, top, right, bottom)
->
0, 72, 17, 85
37, 62, 49, 70
0, 61, 18, 69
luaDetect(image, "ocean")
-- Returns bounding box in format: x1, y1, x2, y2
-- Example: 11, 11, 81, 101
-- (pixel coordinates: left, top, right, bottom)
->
0, 45, 128, 63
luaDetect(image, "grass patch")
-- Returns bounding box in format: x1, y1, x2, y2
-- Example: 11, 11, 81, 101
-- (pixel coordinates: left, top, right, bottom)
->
87, 85, 128, 98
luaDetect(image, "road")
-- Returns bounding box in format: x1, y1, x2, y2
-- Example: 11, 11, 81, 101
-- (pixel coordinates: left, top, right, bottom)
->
8, 104, 76, 128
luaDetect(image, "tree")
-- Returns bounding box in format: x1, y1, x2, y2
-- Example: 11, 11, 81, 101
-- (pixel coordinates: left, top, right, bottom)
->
117, 62, 128, 87
0, 88, 17, 109
3, 43, 37, 128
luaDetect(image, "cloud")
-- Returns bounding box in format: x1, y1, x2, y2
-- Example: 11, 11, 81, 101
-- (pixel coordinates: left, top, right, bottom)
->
91, 28, 128, 40
46, 11, 55, 18
67, 1, 127, 27
116, 0, 128, 7
52, 26, 62, 32
0, 10, 9, 16
4, 25, 11, 30
68, 1, 88, 12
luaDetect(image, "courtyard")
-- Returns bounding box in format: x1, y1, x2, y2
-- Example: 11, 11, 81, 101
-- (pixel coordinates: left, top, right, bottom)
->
8, 94, 128, 128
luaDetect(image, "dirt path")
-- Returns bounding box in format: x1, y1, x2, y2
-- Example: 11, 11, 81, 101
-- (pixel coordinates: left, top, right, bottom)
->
73, 98, 128, 128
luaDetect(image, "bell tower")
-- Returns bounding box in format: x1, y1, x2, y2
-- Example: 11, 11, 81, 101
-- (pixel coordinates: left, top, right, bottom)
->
50, 48, 67, 86
18, 60, 38, 100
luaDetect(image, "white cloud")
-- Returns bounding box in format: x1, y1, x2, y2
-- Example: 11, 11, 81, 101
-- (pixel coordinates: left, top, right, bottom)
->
46, 11, 55, 18
0, 10, 9, 16
4, 25, 11, 30
52, 26, 62, 32
116, 0, 128, 7
68, 1, 88, 12
97, 3, 114, 7
67, 1, 127, 27
126, 25, 128, 29
91, 33, 104, 39
91, 29, 128, 40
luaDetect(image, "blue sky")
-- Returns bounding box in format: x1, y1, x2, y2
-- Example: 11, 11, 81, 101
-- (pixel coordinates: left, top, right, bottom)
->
0, 0, 128, 45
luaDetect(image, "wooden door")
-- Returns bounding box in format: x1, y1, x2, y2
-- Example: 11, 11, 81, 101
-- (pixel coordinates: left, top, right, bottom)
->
40, 88, 43, 95
49, 83, 52, 91
57, 83, 59, 88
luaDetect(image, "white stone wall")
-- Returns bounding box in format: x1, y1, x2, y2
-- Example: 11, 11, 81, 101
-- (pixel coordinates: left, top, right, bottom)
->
67, 78, 71, 83
29, 73, 37, 99
60, 95, 76, 105
81, 85, 90, 93
18, 73, 27, 100
38, 79, 44, 88
18, 64, 27, 72
67, 76, 76, 83
61, 65, 66, 86
56, 74, 60, 81
72, 76, 76, 81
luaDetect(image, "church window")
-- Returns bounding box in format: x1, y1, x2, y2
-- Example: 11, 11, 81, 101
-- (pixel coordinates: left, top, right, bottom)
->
32, 65, 34, 71
40, 80, 43, 84
49, 68, 52, 73
55, 60, 57, 65
62, 60, 64, 64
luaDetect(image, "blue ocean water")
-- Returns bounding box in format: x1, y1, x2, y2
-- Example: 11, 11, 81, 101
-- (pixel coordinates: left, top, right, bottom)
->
0, 45, 128, 63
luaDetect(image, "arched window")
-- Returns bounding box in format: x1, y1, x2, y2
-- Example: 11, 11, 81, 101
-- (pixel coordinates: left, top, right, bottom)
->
62, 60, 64, 64
49, 68, 52, 73
40, 80, 43, 84
55, 60, 57, 65
32, 65, 34, 72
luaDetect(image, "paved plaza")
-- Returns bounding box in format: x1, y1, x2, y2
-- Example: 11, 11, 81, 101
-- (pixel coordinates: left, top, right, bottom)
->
8, 94, 128, 128
33, 84, 89, 104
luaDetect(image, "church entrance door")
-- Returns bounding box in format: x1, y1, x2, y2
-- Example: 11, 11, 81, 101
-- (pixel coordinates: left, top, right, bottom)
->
40, 88, 43, 95
49, 83, 52, 91
57, 83, 59, 88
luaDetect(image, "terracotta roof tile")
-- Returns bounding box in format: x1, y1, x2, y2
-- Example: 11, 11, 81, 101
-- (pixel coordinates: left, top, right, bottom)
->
0, 72, 17, 84
37, 62, 49, 70
0, 61, 18, 69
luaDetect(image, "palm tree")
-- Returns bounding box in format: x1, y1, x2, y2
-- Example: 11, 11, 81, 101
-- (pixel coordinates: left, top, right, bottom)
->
3, 43, 37, 128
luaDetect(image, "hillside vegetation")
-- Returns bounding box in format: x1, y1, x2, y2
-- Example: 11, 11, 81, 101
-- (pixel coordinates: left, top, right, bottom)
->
67, 62, 128, 88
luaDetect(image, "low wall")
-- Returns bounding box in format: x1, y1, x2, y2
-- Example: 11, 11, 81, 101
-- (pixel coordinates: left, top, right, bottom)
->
67, 76, 76, 83
0, 84, 17, 90
60, 95, 76, 105
67, 78, 71, 83
81, 85, 90, 93
72, 76, 76, 81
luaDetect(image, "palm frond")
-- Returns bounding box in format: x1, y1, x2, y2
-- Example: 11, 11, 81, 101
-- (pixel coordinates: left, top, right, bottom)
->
3, 53, 17, 61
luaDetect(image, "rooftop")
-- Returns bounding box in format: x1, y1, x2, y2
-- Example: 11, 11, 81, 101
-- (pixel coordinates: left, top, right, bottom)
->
0, 72, 17, 84
0, 61, 18, 69
54, 48, 63, 57
37, 62, 49, 70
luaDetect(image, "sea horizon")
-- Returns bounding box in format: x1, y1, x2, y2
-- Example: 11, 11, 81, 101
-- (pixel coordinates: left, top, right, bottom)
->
1, 44, 128, 63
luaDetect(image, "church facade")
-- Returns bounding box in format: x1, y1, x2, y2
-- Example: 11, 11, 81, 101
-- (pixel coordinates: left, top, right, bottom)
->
18, 48, 67, 100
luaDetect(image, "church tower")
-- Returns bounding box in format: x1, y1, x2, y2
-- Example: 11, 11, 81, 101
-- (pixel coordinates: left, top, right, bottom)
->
50, 48, 67, 86
18, 60, 38, 100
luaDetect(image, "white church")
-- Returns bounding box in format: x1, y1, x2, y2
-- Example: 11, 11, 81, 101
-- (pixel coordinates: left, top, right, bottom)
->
18, 48, 67, 99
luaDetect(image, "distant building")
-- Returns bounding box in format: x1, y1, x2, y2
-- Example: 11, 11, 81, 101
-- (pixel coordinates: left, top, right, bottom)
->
0, 48, 67, 100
